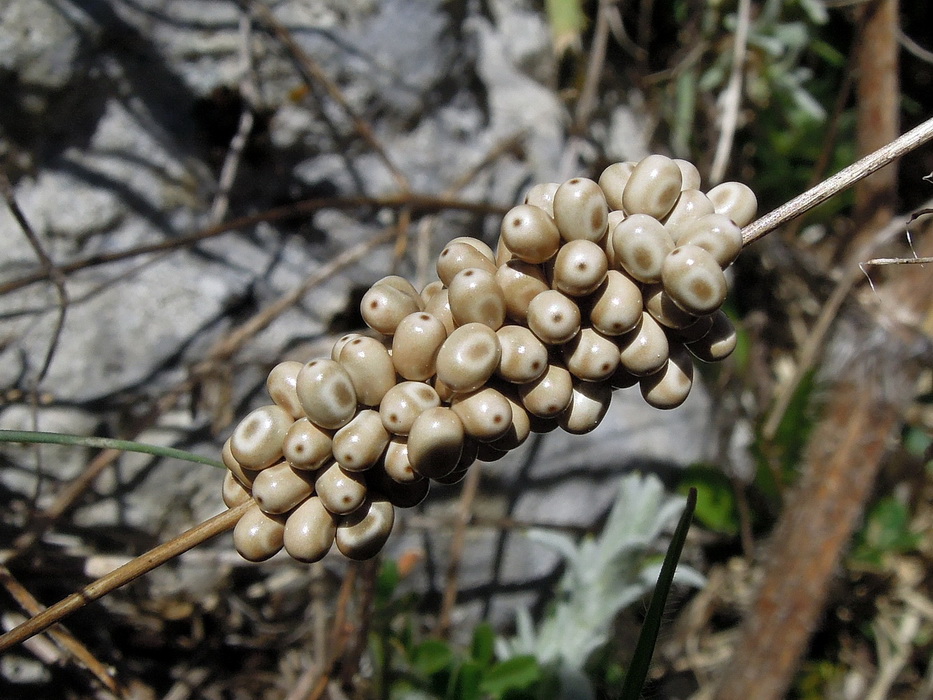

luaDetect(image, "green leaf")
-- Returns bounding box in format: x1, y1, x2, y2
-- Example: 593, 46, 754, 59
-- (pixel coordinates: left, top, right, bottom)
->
678, 465, 739, 535
619, 488, 696, 700
376, 559, 401, 605
480, 656, 541, 696
545, 0, 586, 54
471, 622, 496, 669
412, 640, 457, 677
449, 660, 484, 700
850, 497, 921, 567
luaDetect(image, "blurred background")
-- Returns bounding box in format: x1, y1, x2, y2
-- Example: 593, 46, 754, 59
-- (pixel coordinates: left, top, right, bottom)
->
0, 0, 930, 698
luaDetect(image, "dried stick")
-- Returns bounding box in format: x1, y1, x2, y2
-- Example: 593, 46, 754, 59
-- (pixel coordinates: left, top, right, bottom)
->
741, 115, 933, 247
0, 564, 122, 695
0, 193, 506, 296
434, 466, 482, 638
0, 501, 251, 653
709, 0, 751, 185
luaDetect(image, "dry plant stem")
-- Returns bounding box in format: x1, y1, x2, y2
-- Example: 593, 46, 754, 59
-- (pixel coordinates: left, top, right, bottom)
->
0, 192, 506, 296
0, 167, 69, 387
741, 115, 933, 247
209, 14, 257, 224
245, 0, 409, 193
0, 564, 121, 695
0, 501, 251, 653
853, 0, 899, 231
435, 465, 482, 638
716, 382, 902, 700
709, 0, 751, 185
716, 231, 933, 700
574, 0, 611, 132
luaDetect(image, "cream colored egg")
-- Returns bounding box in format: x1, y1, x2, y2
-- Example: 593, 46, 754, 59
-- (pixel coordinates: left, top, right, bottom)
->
360, 282, 422, 336
676, 213, 743, 268
448, 236, 496, 263
518, 362, 574, 418
282, 418, 334, 471
640, 343, 695, 409
486, 388, 531, 451
283, 496, 337, 563
336, 497, 395, 560
563, 327, 621, 381
251, 461, 316, 515
337, 335, 396, 407
523, 182, 561, 217
420, 279, 446, 307
662, 189, 715, 243
643, 283, 697, 330
383, 437, 423, 484
621, 155, 683, 219
706, 181, 758, 227
526, 290, 581, 345
587, 270, 643, 336
406, 406, 465, 479
392, 312, 448, 381
686, 310, 737, 362
435, 322, 501, 394
598, 161, 636, 211
553, 177, 610, 243
551, 239, 609, 297
234, 504, 286, 562
499, 204, 562, 264
673, 158, 702, 191
295, 358, 358, 430
379, 381, 441, 436
332, 409, 390, 472
450, 386, 514, 442
229, 404, 294, 470
559, 380, 613, 434
495, 260, 550, 324
223, 471, 252, 508
611, 214, 675, 283
448, 267, 507, 329
265, 361, 306, 419
617, 312, 670, 376
437, 241, 498, 286
315, 462, 369, 515
424, 287, 455, 334
495, 324, 548, 384
332, 333, 364, 361
661, 244, 728, 316
222, 438, 260, 488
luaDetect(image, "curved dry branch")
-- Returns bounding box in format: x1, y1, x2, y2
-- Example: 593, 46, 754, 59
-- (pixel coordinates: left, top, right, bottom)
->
742, 115, 933, 246
0, 501, 251, 653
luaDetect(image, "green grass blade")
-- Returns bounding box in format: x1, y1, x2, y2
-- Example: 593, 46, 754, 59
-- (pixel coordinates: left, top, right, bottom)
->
0, 429, 225, 469
619, 487, 697, 700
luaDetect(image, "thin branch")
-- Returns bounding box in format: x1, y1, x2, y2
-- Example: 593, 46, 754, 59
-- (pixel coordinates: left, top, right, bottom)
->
0, 564, 122, 695
742, 115, 933, 247
0, 193, 507, 296
0, 501, 252, 653
434, 465, 481, 638
0, 167, 69, 386
710, 0, 752, 185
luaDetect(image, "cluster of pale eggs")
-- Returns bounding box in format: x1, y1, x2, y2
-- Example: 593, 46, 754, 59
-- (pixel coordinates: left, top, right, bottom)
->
221, 154, 757, 564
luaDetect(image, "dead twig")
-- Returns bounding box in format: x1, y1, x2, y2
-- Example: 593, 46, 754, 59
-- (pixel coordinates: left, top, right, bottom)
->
741, 115, 933, 246
0, 501, 252, 653
0, 564, 123, 695
434, 466, 482, 638
709, 0, 751, 185
0, 193, 507, 296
